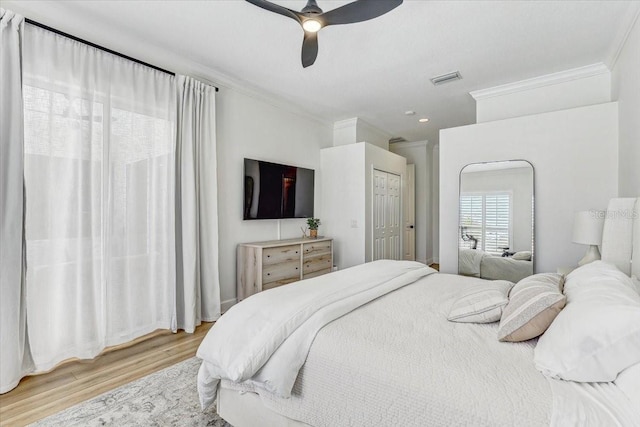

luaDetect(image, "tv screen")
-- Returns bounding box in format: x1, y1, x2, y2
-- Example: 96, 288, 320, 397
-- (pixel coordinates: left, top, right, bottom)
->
243, 158, 315, 220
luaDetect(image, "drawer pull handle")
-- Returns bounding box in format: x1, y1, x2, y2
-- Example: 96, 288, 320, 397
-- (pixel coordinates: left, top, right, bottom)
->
267, 273, 270, 276
267, 255, 270, 258
296, 267, 298, 270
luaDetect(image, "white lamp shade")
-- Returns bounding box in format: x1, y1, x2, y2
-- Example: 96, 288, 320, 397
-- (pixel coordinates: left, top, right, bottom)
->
572, 211, 605, 245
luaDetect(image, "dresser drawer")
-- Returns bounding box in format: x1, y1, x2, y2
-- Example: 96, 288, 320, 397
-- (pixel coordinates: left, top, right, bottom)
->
263, 245, 300, 265
303, 254, 332, 274
302, 241, 332, 258
263, 260, 300, 284
263, 277, 299, 291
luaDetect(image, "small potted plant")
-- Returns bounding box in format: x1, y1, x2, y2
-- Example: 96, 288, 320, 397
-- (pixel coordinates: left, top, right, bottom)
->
306, 218, 321, 239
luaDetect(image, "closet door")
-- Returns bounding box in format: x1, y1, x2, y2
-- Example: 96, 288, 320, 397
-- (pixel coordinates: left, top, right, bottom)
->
387, 172, 401, 260
373, 170, 401, 261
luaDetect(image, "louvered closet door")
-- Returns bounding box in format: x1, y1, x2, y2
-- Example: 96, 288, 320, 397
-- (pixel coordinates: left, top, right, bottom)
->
373, 170, 402, 261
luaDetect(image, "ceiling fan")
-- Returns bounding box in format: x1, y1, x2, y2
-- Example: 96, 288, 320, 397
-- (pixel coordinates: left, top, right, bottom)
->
246, 0, 403, 67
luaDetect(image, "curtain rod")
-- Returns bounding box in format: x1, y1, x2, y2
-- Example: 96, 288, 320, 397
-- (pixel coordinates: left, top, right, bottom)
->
24, 18, 219, 92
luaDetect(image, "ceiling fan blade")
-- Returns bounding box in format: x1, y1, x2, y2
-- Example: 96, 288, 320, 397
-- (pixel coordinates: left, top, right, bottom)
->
321, 0, 403, 26
245, 0, 303, 24
301, 31, 319, 68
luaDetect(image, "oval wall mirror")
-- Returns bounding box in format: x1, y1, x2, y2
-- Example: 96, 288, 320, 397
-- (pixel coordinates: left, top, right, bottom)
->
458, 160, 534, 282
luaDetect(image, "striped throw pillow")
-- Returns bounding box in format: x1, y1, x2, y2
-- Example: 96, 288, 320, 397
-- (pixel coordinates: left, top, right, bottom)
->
498, 273, 566, 342
448, 280, 514, 323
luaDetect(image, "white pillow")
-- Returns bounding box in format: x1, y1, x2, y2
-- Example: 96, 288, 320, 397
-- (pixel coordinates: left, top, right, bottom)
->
448, 280, 513, 323
512, 251, 532, 261
534, 261, 640, 382
615, 362, 640, 408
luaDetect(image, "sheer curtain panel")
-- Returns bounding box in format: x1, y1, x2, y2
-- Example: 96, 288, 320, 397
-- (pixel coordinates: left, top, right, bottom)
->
0, 9, 35, 394
175, 75, 221, 332
21, 24, 177, 372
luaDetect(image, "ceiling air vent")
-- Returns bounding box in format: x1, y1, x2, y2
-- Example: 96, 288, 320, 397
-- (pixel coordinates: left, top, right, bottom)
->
430, 71, 462, 86
389, 137, 407, 144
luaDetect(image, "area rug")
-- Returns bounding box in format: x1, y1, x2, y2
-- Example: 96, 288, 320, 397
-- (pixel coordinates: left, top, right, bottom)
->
31, 357, 232, 427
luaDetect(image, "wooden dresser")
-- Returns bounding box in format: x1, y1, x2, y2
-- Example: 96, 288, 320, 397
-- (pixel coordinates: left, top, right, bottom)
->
237, 237, 333, 301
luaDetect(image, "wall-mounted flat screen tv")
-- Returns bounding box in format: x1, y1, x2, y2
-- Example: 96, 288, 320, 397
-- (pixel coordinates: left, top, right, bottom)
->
243, 158, 315, 220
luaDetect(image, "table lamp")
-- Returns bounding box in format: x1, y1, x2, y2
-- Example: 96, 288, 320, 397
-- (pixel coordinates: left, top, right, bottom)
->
572, 211, 605, 266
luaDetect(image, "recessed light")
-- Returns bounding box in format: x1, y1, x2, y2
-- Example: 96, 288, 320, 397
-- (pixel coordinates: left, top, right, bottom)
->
404, 110, 415, 116
419, 118, 429, 123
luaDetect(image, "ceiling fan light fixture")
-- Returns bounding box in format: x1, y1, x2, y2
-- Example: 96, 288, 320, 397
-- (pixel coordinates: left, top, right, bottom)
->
246, 0, 404, 67
302, 19, 322, 33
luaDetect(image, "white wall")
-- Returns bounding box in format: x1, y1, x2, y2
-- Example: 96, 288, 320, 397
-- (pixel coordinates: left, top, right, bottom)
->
612, 13, 640, 197
357, 120, 391, 151
320, 143, 406, 269
440, 102, 619, 274
390, 141, 432, 264
217, 90, 332, 308
333, 118, 358, 147
473, 66, 611, 123
431, 144, 440, 263
320, 144, 366, 269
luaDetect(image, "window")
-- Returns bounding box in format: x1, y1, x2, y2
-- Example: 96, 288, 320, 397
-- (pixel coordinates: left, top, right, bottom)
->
459, 193, 511, 256
21, 22, 177, 368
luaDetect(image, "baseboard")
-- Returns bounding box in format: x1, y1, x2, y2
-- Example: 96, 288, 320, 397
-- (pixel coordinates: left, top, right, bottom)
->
425, 258, 434, 266
221, 298, 237, 314
432, 257, 439, 264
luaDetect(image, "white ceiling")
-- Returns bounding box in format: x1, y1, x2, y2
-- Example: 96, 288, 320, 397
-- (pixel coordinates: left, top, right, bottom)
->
6, 0, 637, 144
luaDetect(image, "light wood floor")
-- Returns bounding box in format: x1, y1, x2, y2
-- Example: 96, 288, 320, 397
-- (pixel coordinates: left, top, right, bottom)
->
0, 322, 214, 427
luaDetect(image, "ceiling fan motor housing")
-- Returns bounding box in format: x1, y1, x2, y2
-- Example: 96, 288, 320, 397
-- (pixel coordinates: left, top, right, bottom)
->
302, 0, 323, 15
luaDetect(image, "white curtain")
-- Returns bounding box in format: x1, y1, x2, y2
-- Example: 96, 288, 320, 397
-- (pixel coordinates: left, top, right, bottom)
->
21, 24, 177, 371
175, 75, 221, 333
0, 8, 35, 394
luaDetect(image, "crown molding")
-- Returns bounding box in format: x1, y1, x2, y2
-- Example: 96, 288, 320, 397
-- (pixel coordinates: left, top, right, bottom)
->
470, 63, 610, 101
333, 117, 393, 141
389, 140, 429, 149
333, 117, 359, 130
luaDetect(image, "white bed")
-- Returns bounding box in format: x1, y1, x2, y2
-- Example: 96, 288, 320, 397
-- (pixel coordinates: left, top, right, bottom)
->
198, 197, 640, 427
459, 248, 533, 283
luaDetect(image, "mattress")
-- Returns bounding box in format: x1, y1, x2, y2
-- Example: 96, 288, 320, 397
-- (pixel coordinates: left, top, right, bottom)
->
220, 273, 552, 426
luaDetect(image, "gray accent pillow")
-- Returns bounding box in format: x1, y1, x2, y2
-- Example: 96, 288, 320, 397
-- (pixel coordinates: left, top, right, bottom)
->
448, 280, 514, 323
498, 273, 565, 342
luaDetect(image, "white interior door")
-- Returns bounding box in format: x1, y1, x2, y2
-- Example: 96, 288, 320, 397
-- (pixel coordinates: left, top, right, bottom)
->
403, 164, 416, 261
373, 169, 402, 261
373, 170, 387, 261
387, 172, 401, 260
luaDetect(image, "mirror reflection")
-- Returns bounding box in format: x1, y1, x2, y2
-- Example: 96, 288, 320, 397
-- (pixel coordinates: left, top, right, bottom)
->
458, 160, 534, 282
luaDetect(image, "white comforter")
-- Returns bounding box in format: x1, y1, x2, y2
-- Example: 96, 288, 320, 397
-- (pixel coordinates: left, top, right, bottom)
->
199, 261, 638, 426
197, 260, 435, 408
